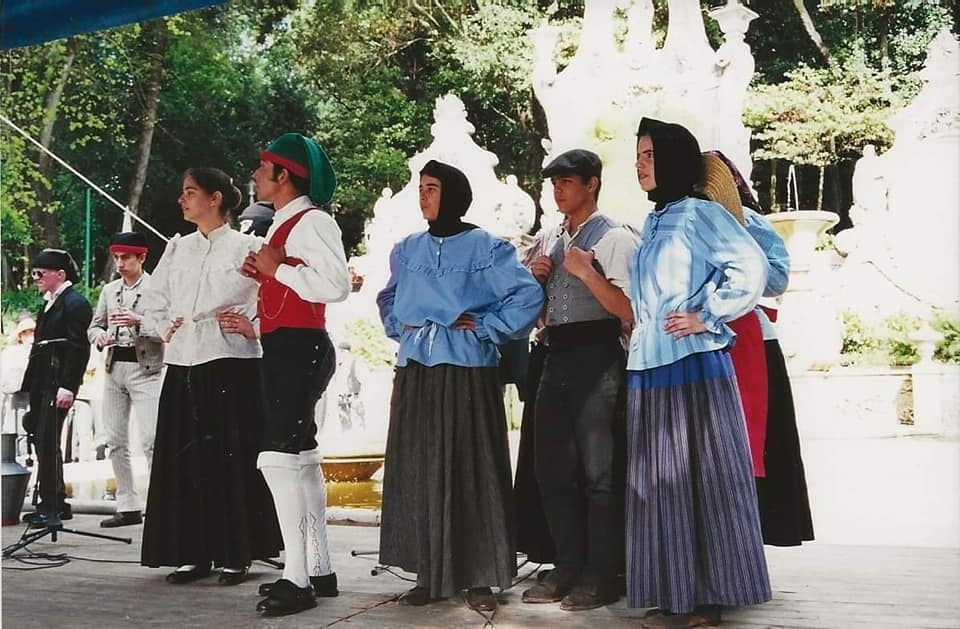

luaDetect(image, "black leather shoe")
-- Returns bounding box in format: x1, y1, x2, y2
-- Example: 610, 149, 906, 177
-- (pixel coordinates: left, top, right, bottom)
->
23, 512, 62, 529
23, 503, 72, 525
218, 566, 249, 586
397, 585, 434, 606
520, 577, 570, 603
166, 564, 212, 584
259, 572, 339, 597
465, 587, 498, 612
559, 584, 617, 611
311, 573, 339, 597
256, 579, 316, 616
100, 511, 142, 528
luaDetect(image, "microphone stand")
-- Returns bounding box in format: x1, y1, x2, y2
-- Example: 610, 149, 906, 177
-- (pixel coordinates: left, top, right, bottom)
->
3, 340, 131, 557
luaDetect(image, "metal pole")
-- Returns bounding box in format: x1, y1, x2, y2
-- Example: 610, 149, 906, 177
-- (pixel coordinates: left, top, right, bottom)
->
85, 188, 92, 288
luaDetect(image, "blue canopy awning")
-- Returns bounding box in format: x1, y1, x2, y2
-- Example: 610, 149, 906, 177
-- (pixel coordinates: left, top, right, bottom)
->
1, 0, 227, 50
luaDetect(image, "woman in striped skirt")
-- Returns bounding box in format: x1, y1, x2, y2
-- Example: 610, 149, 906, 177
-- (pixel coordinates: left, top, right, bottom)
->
625, 118, 772, 628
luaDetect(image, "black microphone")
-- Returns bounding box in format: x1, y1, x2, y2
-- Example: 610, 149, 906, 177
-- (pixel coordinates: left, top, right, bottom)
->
34, 338, 69, 347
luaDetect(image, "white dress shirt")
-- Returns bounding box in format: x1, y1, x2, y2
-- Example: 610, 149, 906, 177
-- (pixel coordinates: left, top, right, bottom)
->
267, 196, 351, 304
143, 223, 262, 366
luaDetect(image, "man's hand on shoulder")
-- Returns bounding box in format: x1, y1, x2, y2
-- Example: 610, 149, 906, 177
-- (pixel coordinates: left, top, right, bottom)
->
241, 245, 285, 280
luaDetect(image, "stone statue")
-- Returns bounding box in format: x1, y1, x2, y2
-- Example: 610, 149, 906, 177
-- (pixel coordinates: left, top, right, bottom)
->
851, 144, 888, 217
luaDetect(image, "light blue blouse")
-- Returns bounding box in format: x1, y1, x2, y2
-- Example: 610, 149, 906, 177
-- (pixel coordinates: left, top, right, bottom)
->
626, 197, 768, 371
743, 207, 790, 340
377, 229, 544, 368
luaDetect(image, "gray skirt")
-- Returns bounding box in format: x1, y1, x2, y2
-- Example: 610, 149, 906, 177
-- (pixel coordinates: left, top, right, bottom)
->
378, 360, 517, 598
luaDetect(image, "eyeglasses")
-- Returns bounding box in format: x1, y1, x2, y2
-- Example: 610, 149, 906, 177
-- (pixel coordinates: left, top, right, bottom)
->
31, 269, 57, 280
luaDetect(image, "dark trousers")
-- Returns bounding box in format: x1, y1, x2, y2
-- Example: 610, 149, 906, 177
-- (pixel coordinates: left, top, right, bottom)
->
533, 340, 625, 588
260, 328, 336, 454
26, 393, 69, 512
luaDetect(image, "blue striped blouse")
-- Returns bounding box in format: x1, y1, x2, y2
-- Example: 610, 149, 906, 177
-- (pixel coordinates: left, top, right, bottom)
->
626, 197, 768, 371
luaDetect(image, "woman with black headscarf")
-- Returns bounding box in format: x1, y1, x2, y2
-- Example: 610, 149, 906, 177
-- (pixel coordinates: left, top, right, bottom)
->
624, 119, 772, 628
376, 160, 543, 612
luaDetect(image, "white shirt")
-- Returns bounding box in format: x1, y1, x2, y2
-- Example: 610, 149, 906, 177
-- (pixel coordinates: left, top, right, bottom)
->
143, 223, 262, 366
43, 280, 73, 312
115, 274, 145, 347
268, 196, 351, 304
561, 212, 639, 295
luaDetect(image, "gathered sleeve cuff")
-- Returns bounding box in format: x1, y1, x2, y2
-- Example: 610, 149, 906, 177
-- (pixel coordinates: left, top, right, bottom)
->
476, 240, 544, 345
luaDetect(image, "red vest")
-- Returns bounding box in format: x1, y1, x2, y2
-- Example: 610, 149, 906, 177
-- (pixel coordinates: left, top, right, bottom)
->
258, 209, 327, 334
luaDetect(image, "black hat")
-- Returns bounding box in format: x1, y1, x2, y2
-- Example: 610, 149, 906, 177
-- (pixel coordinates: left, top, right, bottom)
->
542, 149, 602, 180
108, 231, 148, 255
31, 248, 80, 282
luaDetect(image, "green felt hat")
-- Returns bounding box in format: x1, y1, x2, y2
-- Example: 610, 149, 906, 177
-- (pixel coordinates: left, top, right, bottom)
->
261, 133, 337, 204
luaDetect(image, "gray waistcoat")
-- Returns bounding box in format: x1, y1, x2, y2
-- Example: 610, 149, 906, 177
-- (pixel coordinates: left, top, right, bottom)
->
545, 214, 619, 326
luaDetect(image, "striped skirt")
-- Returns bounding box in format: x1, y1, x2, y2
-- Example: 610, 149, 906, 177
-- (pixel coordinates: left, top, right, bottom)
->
378, 361, 517, 598
625, 350, 771, 613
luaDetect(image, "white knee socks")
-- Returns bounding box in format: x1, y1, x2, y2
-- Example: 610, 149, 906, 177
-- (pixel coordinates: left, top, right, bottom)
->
257, 451, 309, 588
298, 448, 332, 577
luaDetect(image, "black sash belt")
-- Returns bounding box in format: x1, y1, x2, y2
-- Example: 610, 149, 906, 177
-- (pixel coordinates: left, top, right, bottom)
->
546, 319, 621, 350
112, 346, 138, 362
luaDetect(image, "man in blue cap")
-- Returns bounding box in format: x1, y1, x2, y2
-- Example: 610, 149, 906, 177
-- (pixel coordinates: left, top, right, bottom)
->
20, 249, 92, 529
243, 133, 351, 616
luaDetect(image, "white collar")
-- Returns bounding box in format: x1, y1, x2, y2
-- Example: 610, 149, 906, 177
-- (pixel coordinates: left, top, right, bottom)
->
43, 280, 73, 303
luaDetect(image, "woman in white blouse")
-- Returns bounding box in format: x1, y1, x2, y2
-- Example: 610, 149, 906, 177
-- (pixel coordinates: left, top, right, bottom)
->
140, 168, 281, 586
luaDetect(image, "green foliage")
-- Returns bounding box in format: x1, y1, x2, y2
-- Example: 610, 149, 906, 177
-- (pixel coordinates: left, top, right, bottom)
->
883, 313, 921, 367
343, 317, 396, 371
840, 310, 882, 355
1, 289, 43, 319
744, 59, 898, 167
838, 310, 958, 366
932, 313, 960, 364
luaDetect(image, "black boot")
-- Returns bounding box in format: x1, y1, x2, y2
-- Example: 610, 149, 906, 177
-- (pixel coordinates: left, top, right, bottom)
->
256, 579, 317, 616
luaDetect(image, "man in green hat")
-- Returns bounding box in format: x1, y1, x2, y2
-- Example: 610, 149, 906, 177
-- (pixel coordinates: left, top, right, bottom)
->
243, 133, 351, 617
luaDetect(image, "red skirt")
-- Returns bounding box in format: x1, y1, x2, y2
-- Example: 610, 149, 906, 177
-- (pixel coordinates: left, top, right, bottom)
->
728, 312, 768, 477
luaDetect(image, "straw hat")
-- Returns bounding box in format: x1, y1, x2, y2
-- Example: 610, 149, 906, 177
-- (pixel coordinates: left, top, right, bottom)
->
15, 317, 36, 337
696, 153, 744, 225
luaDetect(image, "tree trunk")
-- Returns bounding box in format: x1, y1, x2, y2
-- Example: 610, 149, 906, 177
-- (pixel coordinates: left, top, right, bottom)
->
792, 0, 833, 65
817, 165, 825, 212
29, 37, 78, 253
127, 20, 169, 223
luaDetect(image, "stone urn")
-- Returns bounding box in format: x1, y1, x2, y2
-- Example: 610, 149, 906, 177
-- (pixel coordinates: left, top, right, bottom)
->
766, 211, 843, 370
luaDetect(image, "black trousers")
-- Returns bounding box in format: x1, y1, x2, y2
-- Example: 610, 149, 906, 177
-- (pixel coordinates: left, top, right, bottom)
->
533, 340, 626, 589
25, 393, 69, 512
260, 328, 336, 454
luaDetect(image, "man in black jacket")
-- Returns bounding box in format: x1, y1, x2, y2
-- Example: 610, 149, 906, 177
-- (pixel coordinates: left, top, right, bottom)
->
20, 249, 92, 528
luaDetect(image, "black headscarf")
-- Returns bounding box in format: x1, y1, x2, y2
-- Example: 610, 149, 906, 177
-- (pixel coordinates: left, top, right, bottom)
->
419, 160, 477, 237
636, 117, 704, 208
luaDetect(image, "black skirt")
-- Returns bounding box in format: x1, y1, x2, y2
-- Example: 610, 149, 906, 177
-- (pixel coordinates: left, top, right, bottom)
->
378, 361, 517, 598
141, 358, 282, 568
512, 341, 556, 563
755, 340, 815, 546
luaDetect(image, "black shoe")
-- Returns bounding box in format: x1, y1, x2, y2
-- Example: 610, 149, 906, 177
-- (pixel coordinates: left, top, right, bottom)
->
166, 564, 212, 584
100, 511, 142, 528
23, 503, 72, 525
522, 579, 571, 604
397, 586, 434, 606
256, 579, 316, 616
23, 512, 62, 530
218, 566, 249, 586
259, 573, 339, 597
465, 587, 498, 612
559, 584, 617, 611
311, 573, 339, 597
